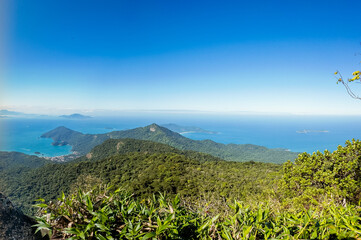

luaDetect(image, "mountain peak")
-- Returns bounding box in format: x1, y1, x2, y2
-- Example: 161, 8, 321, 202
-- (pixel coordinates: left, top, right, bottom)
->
144, 123, 180, 136
41, 126, 83, 139
47, 126, 79, 134
148, 123, 161, 127
55, 126, 72, 131
146, 123, 161, 132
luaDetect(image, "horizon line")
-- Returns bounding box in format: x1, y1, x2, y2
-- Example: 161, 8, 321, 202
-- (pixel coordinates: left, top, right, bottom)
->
2, 107, 361, 117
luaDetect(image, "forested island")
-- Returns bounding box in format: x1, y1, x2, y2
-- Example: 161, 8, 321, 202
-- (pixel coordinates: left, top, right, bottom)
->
41, 123, 298, 164
161, 123, 218, 134
59, 113, 92, 119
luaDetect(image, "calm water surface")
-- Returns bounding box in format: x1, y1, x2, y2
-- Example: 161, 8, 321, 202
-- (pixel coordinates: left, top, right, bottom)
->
1, 115, 360, 157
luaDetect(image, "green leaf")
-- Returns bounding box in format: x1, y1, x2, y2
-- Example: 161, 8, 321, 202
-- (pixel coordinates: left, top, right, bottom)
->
141, 232, 156, 240
95, 233, 107, 240
95, 223, 109, 232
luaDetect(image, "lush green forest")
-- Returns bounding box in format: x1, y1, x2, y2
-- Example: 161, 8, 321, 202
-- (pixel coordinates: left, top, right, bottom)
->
0, 139, 280, 216
32, 139, 361, 239
0, 151, 50, 171
0, 152, 52, 204
2, 137, 361, 239
42, 123, 298, 163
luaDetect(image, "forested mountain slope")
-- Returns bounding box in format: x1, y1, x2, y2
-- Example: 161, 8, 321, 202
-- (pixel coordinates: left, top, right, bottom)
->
0, 151, 50, 171
0, 138, 281, 215
82, 138, 224, 163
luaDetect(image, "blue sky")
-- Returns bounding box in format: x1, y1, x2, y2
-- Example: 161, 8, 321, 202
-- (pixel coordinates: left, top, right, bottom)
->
2, 0, 361, 115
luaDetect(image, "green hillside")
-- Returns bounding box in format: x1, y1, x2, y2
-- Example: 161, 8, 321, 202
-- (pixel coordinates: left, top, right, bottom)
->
42, 123, 298, 163
0, 151, 51, 185
0, 139, 280, 215
3, 137, 361, 239
33, 139, 361, 240
83, 138, 224, 163
0, 151, 50, 171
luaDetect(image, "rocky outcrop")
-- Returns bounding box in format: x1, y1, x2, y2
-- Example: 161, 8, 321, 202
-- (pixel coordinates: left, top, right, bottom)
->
0, 192, 45, 240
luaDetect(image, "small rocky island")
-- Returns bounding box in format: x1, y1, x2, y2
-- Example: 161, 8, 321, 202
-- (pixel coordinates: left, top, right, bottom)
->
296, 129, 329, 134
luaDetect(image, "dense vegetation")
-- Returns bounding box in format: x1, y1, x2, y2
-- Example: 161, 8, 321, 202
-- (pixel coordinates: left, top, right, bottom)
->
0, 152, 51, 204
35, 187, 361, 240
3, 135, 361, 239
32, 138, 361, 239
84, 138, 227, 163
0, 139, 280, 215
42, 123, 298, 163
0, 151, 50, 171
281, 139, 361, 207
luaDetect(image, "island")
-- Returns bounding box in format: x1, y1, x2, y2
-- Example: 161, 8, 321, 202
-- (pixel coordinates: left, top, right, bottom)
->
59, 113, 92, 119
41, 123, 299, 164
296, 130, 329, 134
161, 123, 218, 134
0, 109, 22, 116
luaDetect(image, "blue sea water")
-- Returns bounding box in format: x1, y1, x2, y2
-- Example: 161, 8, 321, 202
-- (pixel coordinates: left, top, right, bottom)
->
1, 115, 361, 157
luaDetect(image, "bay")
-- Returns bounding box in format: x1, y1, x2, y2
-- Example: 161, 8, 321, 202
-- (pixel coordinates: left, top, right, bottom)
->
1, 115, 361, 157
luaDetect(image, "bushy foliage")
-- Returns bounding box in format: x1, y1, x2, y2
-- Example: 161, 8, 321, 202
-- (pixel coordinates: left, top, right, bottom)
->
35, 187, 361, 240
282, 139, 361, 205
35, 187, 201, 240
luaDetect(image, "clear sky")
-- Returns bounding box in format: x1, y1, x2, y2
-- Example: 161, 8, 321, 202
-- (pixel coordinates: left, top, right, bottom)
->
2, 0, 361, 115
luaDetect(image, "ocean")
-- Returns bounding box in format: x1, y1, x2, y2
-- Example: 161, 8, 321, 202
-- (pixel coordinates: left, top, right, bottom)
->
1, 114, 361, 157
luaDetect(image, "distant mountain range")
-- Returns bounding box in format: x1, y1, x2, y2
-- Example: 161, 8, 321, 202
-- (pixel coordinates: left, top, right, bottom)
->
0, 110, 92, 120
41, 123, 298, 163
0, 110, 22, 116
0, 109, 47, 118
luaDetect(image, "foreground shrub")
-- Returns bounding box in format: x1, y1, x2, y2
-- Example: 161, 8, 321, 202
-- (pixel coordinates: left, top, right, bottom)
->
35, 187, 361, 239
282, 139, 361, 205
34, 186, 201, 239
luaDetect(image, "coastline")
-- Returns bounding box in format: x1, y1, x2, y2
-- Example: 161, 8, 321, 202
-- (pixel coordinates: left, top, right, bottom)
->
43, 151, 81, 162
